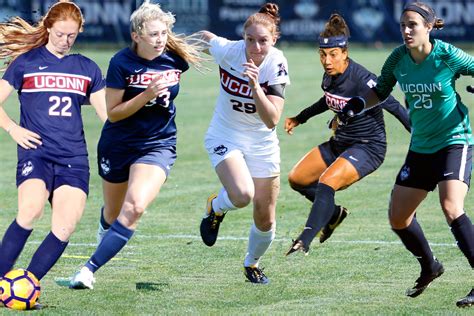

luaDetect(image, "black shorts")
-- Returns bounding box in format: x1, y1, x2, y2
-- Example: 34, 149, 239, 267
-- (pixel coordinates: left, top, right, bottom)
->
319, 138, 386, 179
395, 144, 472, 191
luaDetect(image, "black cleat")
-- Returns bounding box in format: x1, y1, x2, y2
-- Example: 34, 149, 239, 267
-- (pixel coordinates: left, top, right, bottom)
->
285, 239, 309, 256
244, 266, 269, 284
406, 259, 444, 298
319, 206, 348, 243
200, 194, 225, 247
457, 288, 474, 308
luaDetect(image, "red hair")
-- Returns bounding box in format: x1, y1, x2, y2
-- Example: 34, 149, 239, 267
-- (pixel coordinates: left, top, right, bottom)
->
0, 0, 84, 71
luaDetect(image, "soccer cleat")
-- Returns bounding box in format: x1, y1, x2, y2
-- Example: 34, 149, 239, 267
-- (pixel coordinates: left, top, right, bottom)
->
97, 222, 109, 245
405, 259, 444, 298
285, 239, 309, 256
69, 267, 95, 290
457, 288, 474, 308
244, 266, 269, 284
319, 206, 348, 243
200, 194, 226, 247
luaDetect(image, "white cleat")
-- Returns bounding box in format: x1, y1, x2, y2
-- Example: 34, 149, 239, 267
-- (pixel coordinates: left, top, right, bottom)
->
97, 222, 109, 245
70, 267, 95, 290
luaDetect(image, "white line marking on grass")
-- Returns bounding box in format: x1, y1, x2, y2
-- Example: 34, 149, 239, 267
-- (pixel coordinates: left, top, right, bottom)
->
134, 234, 458, 248
28, 235, 457, 248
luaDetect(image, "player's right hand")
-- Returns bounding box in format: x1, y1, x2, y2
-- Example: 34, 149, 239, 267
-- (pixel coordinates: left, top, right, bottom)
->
8, 124, 42, 149
284, 117, 299, 135
144, 75, 168, 100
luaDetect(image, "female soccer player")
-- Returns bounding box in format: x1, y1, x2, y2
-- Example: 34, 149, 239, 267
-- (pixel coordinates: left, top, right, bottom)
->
285, 13, 410, 255
70, 1, 203, 289
198, 3, 290, 284
343, 1, 474, 307
0, 0, 106, 281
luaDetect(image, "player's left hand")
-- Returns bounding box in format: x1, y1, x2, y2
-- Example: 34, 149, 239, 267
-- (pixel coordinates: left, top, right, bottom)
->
242, 59, 260, 89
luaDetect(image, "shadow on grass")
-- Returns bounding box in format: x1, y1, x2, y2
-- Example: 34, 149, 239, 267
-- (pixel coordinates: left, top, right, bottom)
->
136, 282, 169, 292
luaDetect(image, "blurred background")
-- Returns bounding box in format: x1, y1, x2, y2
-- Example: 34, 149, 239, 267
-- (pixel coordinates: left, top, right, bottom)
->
1, 0, 473, 48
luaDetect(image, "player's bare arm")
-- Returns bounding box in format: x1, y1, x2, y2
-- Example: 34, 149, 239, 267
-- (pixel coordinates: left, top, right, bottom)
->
0, 79, 42, 149
106, 76, 168, 122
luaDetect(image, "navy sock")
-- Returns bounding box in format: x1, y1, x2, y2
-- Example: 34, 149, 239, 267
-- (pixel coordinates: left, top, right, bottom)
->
299, 183, 335, 246
0, 219, 32, 276
392, 218, 435, 271
328, 205, 342, 225
85, 220, 134, 273
27, 231, 68, 280
291, 181, 319, 202
450, 213, 474, 268
100, 206, 111, 230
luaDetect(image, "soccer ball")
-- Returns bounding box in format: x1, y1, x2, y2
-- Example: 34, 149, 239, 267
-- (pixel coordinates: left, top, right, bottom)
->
0, 269, 41, 310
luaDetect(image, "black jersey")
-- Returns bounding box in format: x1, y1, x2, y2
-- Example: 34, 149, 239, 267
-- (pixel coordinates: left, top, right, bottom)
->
295, 59, 410, 146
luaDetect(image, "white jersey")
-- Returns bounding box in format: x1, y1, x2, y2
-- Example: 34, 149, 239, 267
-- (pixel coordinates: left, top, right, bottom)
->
206, 36, 290, 144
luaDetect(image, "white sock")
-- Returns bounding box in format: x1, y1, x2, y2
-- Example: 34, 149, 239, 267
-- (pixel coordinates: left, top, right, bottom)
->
212, 187, 237, 215
244, 223, 275, 267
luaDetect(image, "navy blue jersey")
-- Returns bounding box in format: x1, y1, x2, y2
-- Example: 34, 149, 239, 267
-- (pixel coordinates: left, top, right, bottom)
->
295, 59, 410, 146
2, 46, 104, 164
101, 47, 189, 150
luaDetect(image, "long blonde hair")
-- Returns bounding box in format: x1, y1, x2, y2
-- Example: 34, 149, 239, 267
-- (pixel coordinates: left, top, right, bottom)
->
0, 0, 83, 71
131, 1, 205, 70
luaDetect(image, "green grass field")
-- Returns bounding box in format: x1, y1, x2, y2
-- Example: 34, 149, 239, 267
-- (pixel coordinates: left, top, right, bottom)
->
0, 46, 473, 315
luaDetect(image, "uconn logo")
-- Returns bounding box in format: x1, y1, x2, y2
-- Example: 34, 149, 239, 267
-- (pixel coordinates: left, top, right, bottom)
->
219, 67, 268, 99
127, 70, 182, 89
324, 91, 350, 112
22, 73, 90, 96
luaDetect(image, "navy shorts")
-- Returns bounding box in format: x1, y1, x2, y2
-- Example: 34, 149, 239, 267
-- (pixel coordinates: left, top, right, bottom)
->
98, 146, 177, 183
395, 144, 472, 191
16, 156, 90, 197
319, 138, 386, 179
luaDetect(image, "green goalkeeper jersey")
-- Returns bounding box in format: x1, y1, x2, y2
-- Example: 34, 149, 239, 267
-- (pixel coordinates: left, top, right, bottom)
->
375, 39, 474, 153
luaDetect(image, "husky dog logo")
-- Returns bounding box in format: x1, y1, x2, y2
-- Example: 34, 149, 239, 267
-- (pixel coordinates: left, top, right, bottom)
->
21, 161, 34, 177
100, 157, 111, 175
213, 145, 228, 156
352, 0, 385, 40
400, 165, 410, 181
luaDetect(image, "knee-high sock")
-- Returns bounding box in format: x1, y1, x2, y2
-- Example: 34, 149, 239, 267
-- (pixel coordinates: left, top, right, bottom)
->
0, 219, 32, 276
292, 181, 319, 202
392, 218, 436, 271
450, 213, 474, 268
27, 231, 68, 280
212, 187, 237, 215
244, 224, 275, 267
298, 183, 335, 246
85, 220, 134, 273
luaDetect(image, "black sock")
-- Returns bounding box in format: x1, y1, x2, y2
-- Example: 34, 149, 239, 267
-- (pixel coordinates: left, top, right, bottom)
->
291, 181, 319, 202
450, 213, 474, 268
392, 218, 435, 271
27, 232, 68, 280
0, 219, 33, 276
100, 206, 111, 230
299, 183, 335, 246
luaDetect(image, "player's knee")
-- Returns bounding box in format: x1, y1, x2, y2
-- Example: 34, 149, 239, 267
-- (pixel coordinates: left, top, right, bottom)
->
122, 200, 146, 219
228, 189, 253, 208
288, 170, 305, 189
440, 201, 463, 223
16, 207, 44, 228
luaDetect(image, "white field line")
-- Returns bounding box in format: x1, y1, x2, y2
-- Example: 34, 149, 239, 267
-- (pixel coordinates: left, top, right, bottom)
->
28, 234, 458, 248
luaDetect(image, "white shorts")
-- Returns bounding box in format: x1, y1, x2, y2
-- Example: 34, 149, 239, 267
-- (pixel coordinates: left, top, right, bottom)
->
204, 136, 280, 178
